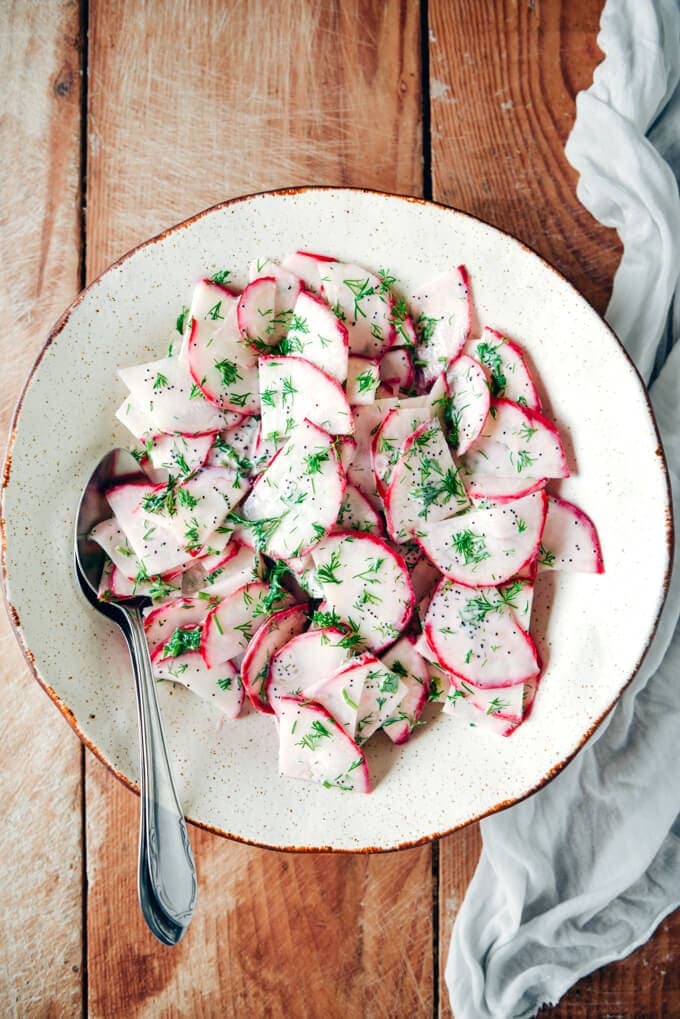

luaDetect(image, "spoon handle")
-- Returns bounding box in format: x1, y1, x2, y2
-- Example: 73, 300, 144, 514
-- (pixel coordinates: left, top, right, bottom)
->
125, 606, 197, 942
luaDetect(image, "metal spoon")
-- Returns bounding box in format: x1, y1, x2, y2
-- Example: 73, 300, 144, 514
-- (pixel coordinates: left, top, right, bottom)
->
74, 449, 197, 945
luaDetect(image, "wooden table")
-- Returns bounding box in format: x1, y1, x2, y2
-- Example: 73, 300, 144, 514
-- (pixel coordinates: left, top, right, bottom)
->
2, 2, 678, 1015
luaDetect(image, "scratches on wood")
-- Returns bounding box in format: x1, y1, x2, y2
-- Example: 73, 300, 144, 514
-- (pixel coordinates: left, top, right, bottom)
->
0, 2, 84, 1016
86, 0, 422, 277
427, 0, 621, 316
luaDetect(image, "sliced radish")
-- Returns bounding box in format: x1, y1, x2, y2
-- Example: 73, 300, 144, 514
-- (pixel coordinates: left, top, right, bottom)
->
424, 579, 540, 688
247, 258, 303, 343
320, 261, 396, 357
380, 636, 430, 744
442, 692, 518, 737
201, 581, 294, 667
106, 480, 194, 575
119, 355, 226, 435
385, 419, 469, 542
441, 354, 491, 455
389, 297, 418, 347
187, 303, 260, 414
258, 355, 353, 439
143, 597, 210, 650
281, 250, 335, 292
411, 266, 472, 385
536, 496, 604, 573
146, 431, 216, 476
335, 435, 356, 472
465, 473, 547, 502
237, 276, 280, 351
267, 627, 352, 708
152, 649, 243, 719
115, 396, 155, 441
346, 355, 380, 405
241, 603, 309, 714
280, 290, 349, 383
346, 404, 385, 509
90, 516, 144, 579
462, 398, 568, 480
277, 696, 371, 793
241, 419, 344, 558
416, 490, 547, 587
335, 484, 384, 536
106, 564, 181, 601
305, 652, 406, 743
465, 327, 540, 409
446, 673, 525, 724
310, 532, 415, 651
140, 465, 246, 552
371, 406, 432, 496
286, 553, 325, 598
498, 578, 535, 631
379, 349, 414, 397
182, 542, 262, 599
207, 417, 259, 468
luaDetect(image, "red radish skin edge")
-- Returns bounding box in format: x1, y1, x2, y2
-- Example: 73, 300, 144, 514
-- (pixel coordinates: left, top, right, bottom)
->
279, 694, 372, 793
413, 490, 548, 589
549, 495, 605, 573
327, 529, 416, 637
484, 328, 541, 408
423, 618, 542, 690
494, 398, 570, 478
300, 289, 350, 349
241, 603, 310, 715
265, 625, 350, 710
246, 417, 348, 559
198, 276, 238, 297
467, 477, 547, 503
199, 581, 270, 668
257, 355, 353, 420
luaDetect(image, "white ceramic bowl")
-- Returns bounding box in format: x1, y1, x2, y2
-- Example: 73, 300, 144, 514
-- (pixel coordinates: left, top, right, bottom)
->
1, 188, 671, 851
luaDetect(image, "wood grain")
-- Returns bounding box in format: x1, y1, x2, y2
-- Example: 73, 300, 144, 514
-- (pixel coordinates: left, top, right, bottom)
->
84, 2, 430, 1016
429, 3, 677, 1017
427, 0, 621, 317
0, 1, 84, 1014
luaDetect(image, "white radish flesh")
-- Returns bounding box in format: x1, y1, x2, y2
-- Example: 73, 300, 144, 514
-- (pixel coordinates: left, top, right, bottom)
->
182, 542, 262, 598
141, 466, 246, 551
277, 696, 371, 793
247, 258, 303, 343
444, 354, 491, 455
346, 404, 385, 509
335, 484, 384, 536
282, 290, 349, 383
379, 348, 414, 396
143, 597, 210, 651
465, 473, 547, 503
462, 399, 568, 480
411, 266, 472, 385
241, 604, 309, 714
371, 406, 432, 496
416, 490, 547, 587
146, 431, 216, 476
385, 419, 469, 542
267, 628, 352, 707
258, 355, 353, 439
305, 652, 406, 743
465, 327, 540, 409
237, 276, 280, 350
311, 532, 415, 652
201, 581, 294, 667
346, 356, 380, 404
106, 481, 194, 575
537, 495, 604, 573
119, 355, 226, 434
241, 420, 344, 559
281, 249, 335, 292
320, 261, 395, 357
380, 636, 430, 744
188, 302, 260, 414
152, 650, 243, 719
424, 579, 540, 688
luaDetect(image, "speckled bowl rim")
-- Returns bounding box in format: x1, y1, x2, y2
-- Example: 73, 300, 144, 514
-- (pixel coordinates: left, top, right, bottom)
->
1, 186, 674, 854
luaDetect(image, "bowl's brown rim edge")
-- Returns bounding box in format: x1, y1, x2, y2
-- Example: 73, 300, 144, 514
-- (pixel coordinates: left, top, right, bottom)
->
0, 184, 674, 854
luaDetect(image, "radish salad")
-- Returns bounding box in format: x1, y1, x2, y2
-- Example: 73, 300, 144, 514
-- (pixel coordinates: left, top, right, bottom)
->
96, 253, 604, 794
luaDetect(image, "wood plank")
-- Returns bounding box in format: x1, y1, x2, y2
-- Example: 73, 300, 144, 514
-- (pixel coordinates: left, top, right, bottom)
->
0, 1, 84, 1014
84, 2, 430, 1016
430, 3, 677, 1017
428, 0, 620, 316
